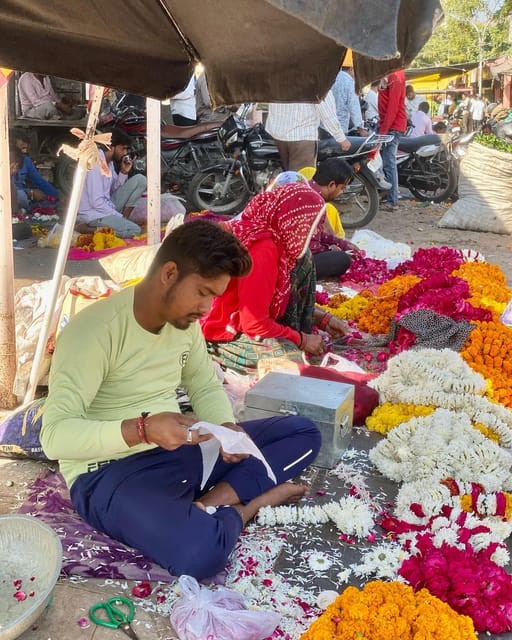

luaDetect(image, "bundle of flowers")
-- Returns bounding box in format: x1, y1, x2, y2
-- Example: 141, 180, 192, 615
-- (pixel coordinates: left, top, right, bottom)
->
393, 479, 512, 536
396, 273, 492, 323
452, 261, 511, 315
366, 401, 435, 435
370, 349, 512, 445
399, 532, 512, 633
369, 408, 512, 490
391, 246, 465, 279
340, 255, 391, 286
461, 320, 512, 407
31, 212, 60, 224
257, 495, 375, 539
75, 227, 126, 252
300, 580, 477, 640
318, 292, 370, 321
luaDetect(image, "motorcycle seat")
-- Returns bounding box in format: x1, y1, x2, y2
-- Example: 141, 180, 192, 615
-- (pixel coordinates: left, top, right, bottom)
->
398, 134, 441, 152
161, 121, 223, 140
318, 135, 377, 157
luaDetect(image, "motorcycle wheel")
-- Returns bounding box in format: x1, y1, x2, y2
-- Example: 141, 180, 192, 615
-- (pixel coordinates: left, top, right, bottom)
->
54, 155, 77, 197
407, 163, 457, 203
188, 167, 251, 215
330, 171, 379, 229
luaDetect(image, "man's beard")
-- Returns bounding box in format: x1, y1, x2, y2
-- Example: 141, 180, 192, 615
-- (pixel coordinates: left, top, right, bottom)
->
163, 285, 201, 330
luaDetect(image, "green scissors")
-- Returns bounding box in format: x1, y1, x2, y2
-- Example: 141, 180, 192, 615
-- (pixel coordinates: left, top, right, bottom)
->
89, 596, 139, 639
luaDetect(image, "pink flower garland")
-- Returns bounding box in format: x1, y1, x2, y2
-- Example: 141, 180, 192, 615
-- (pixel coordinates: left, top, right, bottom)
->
340, 256, 391, 286
391, 246, 465, 279
399, 532, 512, 633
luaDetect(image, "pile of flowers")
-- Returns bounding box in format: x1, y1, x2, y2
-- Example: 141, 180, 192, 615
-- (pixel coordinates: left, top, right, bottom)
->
366, 402, 435, 435
75, 227, 126, 252
300, 581, 477, 640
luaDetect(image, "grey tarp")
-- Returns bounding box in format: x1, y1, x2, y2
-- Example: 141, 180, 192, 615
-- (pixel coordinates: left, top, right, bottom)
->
0, 0, 442, 104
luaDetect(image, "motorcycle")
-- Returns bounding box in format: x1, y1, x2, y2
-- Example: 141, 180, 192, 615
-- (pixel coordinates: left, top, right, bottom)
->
57, 94, 225, 196
396, 134, 457, 203
188, 115, 392, 227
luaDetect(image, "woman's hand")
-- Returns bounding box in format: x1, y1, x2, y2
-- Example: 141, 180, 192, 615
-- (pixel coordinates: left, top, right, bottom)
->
302, 333, 326, 356
325, 315, 349, 339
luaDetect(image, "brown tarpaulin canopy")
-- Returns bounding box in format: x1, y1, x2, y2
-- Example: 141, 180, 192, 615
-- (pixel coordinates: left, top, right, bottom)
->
0, 0, 442, 104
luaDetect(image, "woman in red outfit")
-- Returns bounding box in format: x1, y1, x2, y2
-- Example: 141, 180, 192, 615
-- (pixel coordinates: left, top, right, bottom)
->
200, 182, 347, 372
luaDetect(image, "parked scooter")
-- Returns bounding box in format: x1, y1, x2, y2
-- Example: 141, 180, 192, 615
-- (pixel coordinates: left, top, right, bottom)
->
188, 115, 392, 227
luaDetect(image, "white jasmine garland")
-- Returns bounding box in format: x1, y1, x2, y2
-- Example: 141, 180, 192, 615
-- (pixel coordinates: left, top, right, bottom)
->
257, 496, 375, 539
369, 408, 512, 489
368, 348, 512, 446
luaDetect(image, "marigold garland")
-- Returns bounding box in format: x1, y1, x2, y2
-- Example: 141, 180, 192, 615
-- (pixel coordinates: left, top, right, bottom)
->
318, 293, 370, 321
300, 581, 477, 640
366, 402, 435, 435
461, 320, 512, 407
452, 262, 511, 315
75, 227, 126, 252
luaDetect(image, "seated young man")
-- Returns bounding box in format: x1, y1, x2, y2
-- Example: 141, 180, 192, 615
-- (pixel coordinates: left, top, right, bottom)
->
41, 220, 321, 579
12, 130, 60, 210
76, 127, 146, 238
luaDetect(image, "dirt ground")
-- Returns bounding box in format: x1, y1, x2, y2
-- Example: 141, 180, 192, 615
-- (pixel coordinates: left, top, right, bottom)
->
3, 197, 512, 640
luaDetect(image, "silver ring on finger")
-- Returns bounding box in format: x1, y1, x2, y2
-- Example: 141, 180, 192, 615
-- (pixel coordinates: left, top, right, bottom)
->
186, 427, 193, 444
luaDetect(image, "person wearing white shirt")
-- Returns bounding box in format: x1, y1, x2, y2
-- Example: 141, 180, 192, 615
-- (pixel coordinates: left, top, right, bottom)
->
405, 85, 426, 120
470, 95, 486, 130
410, 102, 433, 137
170, 75, 197, 126
266, 91, 350, 171
364, 81, 380, 121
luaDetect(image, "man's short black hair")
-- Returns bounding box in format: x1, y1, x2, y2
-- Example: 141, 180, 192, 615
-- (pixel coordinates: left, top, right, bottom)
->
108, 127, 132, 148
314, 157, 354, 186
12, 128, 30, 144
418, 101, 430, 114
150, 219, 252, 280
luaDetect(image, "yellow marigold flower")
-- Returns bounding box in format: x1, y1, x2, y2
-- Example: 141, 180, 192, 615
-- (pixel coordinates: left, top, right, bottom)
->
301, 581, 477, 640
366, 402, 435, 434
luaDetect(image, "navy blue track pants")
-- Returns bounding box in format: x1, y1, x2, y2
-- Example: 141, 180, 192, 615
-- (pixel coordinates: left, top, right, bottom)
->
70, 416, 321, 579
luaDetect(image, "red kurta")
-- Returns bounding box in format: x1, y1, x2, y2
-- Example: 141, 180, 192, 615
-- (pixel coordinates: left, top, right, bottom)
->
201, 238, 302, 346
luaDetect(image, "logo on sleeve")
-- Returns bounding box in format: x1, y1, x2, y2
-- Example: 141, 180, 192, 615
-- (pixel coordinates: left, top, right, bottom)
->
179, 351, 189, 367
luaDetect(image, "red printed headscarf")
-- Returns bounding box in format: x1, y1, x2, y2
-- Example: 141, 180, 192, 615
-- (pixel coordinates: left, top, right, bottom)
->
229, 182, 325, 317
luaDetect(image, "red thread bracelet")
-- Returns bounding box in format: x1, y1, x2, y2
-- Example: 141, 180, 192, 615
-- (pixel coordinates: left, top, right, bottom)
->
137, 412, 150, 444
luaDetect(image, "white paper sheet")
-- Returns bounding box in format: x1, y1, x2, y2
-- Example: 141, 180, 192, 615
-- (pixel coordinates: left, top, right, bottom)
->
193, 421, 276, 490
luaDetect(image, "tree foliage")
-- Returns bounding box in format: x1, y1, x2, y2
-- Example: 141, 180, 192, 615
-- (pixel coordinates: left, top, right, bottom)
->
412, 0, 512, 67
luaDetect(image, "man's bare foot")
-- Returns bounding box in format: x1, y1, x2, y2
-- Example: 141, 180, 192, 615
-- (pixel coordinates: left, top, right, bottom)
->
254, 482, 309, 509
233, 482, 309, 527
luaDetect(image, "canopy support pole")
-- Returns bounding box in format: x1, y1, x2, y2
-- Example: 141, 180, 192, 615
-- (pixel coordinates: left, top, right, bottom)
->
23, 85, 105, 404
0, 81, 17, 409
146, 97, 161, 245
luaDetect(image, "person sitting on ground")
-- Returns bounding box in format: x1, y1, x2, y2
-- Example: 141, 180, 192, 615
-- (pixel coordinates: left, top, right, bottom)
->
410, 101, 433, 137
76, 128, 146, 238
9, 143, 22, 216
200, 182, 349, 373
18, 72, 79, 120
40, 220, 321, 580
270, 158, 362, 279
12, 130, 60, 211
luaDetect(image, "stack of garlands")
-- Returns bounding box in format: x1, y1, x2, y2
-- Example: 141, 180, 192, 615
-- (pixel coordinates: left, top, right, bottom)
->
300, 581, 477, 640
356, 275, 420, 335
461, 320, 512, 407
75, 227, 126, 252
452, 262, 511, 317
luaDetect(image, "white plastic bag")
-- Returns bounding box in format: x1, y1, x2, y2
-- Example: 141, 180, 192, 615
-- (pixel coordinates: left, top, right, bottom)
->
170, 575, 280, 640
129, 192, 186, 224
351, 229, 411, 266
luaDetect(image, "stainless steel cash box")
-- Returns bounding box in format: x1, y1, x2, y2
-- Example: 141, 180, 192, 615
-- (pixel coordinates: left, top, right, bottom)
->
244, 372, 354, 468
